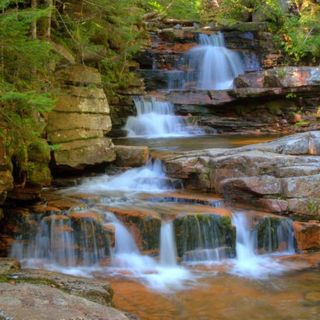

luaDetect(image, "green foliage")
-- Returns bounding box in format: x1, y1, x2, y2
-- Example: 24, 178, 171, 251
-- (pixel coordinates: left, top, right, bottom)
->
145, 0, 201, 19
0, 2, 53, 90
53, 0, 147, 94
216, 0, 283, 26
0, 0, 54, 177
279, 4, 320, 63
307, 198, 320, 217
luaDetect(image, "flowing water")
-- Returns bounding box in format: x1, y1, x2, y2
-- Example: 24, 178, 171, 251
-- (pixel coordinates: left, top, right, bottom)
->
124, 96, 203, 138
186, 33, 245, 90
114, 134, 280, 153
10, 156, 319, 316
166, 32, 245, 91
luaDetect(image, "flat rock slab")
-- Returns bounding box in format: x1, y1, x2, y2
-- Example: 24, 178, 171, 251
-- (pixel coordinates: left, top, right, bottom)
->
9, 269, 113, 307
0, 282, 130, 320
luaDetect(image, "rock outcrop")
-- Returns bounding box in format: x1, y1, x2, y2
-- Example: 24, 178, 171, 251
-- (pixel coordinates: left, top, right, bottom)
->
0, 258, 135, 320
114, 145, 150, 168
48, 65, 116, 170
162, 131, 320, 222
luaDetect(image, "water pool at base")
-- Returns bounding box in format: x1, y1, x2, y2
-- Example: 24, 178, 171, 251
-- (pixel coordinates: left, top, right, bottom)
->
114, 134, 281, 153
111, 269, 320, 320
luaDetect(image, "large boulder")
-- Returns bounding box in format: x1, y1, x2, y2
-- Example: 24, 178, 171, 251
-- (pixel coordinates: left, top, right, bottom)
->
235, 67, 320, 89
115, 145, 150, 168
162, 131, 320, 219
0, 282, 131, 320
293, 221, 320, 251
48, 65, 116, 170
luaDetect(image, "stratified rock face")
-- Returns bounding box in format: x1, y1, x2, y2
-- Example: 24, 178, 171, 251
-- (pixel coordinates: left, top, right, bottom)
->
235, 67, 320, 89
48, 65, 116, 170
162, 131, 320, 219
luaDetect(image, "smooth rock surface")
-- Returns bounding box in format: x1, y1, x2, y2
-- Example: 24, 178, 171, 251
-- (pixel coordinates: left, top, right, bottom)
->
115, 145, 150, 167
162, 131, 320, 217
0, 282, 130, 320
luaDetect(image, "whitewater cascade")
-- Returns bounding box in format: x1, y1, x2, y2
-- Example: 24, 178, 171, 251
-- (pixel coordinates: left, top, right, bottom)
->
231, 213, 295, 278
10, 213, 109, 271
181, 32, 245, 90
75, 159, 175, 194
160, 222, 177, 266
124, 96, 199, 138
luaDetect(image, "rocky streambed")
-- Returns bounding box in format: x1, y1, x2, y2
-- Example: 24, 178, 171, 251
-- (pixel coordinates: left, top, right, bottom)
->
0, 132, 319, 320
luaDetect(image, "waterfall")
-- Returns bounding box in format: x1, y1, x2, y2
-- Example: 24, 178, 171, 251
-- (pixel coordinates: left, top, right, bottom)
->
232, 213, 256, 262
160, 222, 177, 266
175, 215, 234, 264
255, 217, 295, 254
124, 96, 196, 138
10, 213, 110, 273
231, 213, 294, 279
75, 159, 175, 194
106, 214, 191, 292
185, 32, 244, 90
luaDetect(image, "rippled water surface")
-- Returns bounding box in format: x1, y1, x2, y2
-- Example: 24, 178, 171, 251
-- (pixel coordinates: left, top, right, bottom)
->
111, 268, 320, 320
114, 134, 280, 152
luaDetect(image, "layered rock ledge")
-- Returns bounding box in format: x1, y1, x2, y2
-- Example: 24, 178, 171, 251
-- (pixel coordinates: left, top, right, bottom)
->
0, 258, 135, 320
162, 131, 320, 219
48, 65, 116, 170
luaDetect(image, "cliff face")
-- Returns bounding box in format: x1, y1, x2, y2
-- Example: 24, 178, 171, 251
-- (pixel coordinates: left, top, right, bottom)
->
48, 65, 116, 171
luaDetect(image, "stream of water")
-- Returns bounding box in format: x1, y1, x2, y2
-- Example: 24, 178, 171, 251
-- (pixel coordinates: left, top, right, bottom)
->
8, 29, 320, 319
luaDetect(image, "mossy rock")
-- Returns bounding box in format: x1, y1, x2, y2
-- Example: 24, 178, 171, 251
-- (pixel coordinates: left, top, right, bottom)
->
27, 162, 51, 186
265, 100, 297, 116
28, 139, 51, 163
174, 214, 236, 258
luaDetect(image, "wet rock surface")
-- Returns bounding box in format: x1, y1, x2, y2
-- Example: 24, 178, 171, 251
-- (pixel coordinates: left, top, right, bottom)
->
0, 258, 134, 320
162, 131, 320, 227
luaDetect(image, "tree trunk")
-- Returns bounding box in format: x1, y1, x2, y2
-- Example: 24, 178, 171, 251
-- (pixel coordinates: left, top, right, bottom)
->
46, 0, 53, 39
31, 0, 37, 39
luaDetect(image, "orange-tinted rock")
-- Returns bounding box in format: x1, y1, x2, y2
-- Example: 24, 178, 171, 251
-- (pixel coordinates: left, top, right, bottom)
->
47, 198, 86, 211
43, 214, 70, 222
68, 193, 101, 203
115, 145, 150, 168
31, 204, 61, 214
104, 206, 160, 220
293, 221, 320, 251
69, 211, 101, 221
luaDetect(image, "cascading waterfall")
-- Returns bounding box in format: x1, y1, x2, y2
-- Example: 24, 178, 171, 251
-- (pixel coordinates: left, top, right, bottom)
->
124, 96, 200, 138
255, 217, 295, 254
160, 222, 177, 266
75, 159, 175, 194
10, 213, 110, 273
186, 33, 245, 90
231, 213, 294, 279
176, 215, 235, 264
105, 213, 191, 292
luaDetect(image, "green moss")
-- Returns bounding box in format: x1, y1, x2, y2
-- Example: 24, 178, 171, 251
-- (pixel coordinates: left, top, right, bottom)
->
28, 139, 51, 163
174, 214, 236, 258
26, 162, 51, 186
